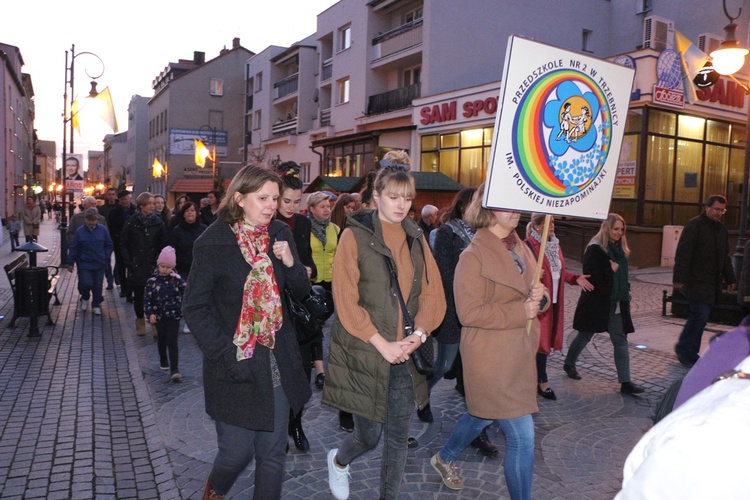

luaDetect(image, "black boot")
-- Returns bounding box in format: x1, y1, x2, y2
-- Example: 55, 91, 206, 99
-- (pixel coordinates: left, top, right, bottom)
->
471, 427, 498, 458
288, 409, 309, 452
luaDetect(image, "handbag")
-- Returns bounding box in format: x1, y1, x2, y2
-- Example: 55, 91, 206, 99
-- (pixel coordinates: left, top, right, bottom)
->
285, 287, 327, 344
385, 258, 434, 377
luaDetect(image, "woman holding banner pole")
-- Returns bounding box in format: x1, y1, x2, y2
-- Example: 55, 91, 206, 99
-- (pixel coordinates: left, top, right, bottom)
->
430, 183, 547, 499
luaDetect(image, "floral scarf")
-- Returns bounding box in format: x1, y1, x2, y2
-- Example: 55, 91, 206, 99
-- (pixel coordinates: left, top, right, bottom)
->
529, 227, 562, 274
231, 220, 283, 360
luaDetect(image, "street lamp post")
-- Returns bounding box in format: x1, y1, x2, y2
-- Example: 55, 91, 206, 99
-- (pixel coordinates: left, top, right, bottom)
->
60, 44, 104, 266
709, 1, 750, 281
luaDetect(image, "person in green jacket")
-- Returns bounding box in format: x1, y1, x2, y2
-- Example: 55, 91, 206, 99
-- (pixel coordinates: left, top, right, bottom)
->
323, 152, 446, 500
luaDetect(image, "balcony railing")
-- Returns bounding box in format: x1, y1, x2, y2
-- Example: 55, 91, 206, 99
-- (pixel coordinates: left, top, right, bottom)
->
274, 73, 299, 99
320, 108, 331, 127
321, 59, 333, 82
272, 117, 298, 137
372, 19, 423, 60
366, 83, 421, 115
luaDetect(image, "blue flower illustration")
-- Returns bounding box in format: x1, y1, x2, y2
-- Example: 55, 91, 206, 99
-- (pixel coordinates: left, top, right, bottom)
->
543, 81, 600, 157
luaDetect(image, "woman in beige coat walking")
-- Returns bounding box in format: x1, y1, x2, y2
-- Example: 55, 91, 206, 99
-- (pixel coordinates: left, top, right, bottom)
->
430, 183, 546, 500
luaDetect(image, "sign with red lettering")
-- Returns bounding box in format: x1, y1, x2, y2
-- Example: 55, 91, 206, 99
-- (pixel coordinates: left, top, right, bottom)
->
653, 85, 685, 109
614, 160, 636, 198
485, 36, 634, 220
415, 87, 500, 130
696, 78, 746, 109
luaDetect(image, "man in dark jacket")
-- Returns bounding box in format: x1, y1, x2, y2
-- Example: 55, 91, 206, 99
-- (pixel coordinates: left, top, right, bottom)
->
108, 191, 136, 300
673, 194, 736, 367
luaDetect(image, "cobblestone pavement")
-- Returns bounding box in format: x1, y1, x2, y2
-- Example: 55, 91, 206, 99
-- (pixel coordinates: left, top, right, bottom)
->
0, 220, 730, 499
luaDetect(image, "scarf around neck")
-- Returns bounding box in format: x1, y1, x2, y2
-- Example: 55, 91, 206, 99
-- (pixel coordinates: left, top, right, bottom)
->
447, 218, 476, 248
231, 220, 283, 360
530, 227, 562, 273
608, 241, 629, 302
309, 215, 330, 247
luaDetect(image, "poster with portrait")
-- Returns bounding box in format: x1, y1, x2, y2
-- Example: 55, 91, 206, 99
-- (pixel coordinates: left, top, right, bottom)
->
484, 36, 635, 220
64, 154, 84, 193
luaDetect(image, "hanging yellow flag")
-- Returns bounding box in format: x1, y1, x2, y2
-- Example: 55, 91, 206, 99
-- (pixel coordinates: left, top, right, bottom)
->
71, 99, 81, 134
194, 139, 210, 168
94, 86, 119, 132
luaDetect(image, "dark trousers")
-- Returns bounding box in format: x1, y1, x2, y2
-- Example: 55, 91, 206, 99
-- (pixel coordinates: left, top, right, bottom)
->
675, 299, 712, 362
132, 285, 145, 319
9, 232, 19, 250
336, 363, 413, 499
209, 385, 290, 498
156, 318, 180, 373
536, 353, 549, 384
113, 247, 129, 296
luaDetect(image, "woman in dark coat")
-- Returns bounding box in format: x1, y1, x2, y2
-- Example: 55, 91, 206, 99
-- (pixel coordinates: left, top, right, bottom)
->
167, 201, 206, 280
183, 165, 311, 499
120, 192, 167, 336
275, 162, 321, 453
563, 213, 644, 394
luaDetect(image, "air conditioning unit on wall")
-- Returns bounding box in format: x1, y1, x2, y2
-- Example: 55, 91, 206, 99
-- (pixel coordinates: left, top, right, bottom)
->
643, 15, 674, 51
698, 33, 723, 54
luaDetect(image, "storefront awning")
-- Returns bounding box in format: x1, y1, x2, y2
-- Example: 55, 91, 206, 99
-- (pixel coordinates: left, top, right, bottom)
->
170, 178, 230, 193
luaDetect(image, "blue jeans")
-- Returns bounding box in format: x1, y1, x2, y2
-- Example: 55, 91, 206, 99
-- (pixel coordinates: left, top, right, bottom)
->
336, 363, 413, 500
675, 299, 712, 362
209, 385, 290, 498
440, 413, 535, 500
77, 267, 105, 306
429, 342, 460, 390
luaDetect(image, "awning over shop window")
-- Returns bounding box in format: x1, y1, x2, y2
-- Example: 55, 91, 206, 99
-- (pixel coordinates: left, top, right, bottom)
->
170, 179, 230, 193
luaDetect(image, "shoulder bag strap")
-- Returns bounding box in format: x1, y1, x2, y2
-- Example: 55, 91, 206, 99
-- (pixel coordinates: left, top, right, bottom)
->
385, 257, 414, 332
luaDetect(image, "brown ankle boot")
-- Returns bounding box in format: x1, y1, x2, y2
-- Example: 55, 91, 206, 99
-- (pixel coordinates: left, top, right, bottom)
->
202, 479, 224, 500
136, 318, 146, 336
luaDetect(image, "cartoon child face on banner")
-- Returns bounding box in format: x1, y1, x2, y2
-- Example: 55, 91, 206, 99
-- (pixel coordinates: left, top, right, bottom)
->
485, 36, 635, 220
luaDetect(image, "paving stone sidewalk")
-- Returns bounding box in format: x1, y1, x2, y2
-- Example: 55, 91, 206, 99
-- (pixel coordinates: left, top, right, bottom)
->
0, 219, 729, 499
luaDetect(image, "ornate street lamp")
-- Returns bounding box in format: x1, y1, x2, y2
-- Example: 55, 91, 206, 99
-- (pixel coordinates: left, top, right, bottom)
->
710, 1, 750, 280
60, 44, 104, 265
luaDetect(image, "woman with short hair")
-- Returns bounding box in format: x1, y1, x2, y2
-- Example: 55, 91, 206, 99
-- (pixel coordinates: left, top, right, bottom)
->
120, 192, 167, 336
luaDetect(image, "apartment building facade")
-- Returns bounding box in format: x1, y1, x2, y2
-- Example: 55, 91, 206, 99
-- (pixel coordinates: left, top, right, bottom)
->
146, 39, 253, 203
240, 0, 750, 266
0, 43, 35, 220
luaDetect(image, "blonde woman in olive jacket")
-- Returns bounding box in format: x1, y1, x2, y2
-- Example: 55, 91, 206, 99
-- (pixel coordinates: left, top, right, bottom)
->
323, 163, 445, 500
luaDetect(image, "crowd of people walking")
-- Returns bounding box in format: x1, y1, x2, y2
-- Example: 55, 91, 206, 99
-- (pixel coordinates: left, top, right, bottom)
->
36, 158, 734, 500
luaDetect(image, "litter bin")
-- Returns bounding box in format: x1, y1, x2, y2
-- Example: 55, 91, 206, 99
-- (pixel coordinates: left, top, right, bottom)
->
11, 241, 53, 337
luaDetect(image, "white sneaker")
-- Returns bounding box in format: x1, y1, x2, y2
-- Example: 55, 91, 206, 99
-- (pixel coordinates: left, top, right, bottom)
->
183, 324, 190, 333
92, 307, 102, 316
327, 449, 350, 500
80, 299, 88, 312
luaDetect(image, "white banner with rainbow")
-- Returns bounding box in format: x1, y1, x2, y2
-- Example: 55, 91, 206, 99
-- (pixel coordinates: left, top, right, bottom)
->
484, 36, 635, 220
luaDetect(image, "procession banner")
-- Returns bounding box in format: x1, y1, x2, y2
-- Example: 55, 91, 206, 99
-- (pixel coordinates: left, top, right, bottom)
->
484, 36, 635, 220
